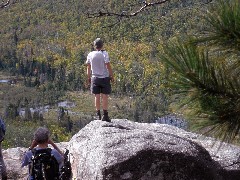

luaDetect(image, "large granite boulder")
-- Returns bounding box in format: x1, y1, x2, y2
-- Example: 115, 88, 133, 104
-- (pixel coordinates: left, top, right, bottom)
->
68, 119, 240, 180
2, 119, 240, 179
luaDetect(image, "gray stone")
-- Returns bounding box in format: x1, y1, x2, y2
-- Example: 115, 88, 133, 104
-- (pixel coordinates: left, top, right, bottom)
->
68, 119, 239, 180
2, 119, 240, 179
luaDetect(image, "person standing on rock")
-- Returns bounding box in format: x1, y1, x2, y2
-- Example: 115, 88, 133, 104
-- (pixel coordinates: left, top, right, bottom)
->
86, 38, 114, 122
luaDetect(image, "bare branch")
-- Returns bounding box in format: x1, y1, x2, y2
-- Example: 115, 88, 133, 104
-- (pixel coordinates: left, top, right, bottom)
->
87, 0, 169, 18
130, 0, 169, 16
0, 0, 10, 8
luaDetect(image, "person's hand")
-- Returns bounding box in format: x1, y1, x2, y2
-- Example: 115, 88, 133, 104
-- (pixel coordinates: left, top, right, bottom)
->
110, 76, 114, 83
48, 139, 54, 146
48, 139, 64, 156
29, 140, 38, 150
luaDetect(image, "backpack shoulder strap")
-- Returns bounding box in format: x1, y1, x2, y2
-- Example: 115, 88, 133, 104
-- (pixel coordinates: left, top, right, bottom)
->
31, 148, 37, 156
46, 147, 52, 154
31, 148, 52, 157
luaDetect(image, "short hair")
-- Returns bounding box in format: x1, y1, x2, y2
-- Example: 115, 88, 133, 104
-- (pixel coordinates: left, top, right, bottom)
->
94, 38, 103, 49
34, 127, 50, 144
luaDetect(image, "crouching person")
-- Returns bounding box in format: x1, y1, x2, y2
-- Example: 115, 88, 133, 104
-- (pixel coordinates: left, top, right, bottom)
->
21, 127, 64, 180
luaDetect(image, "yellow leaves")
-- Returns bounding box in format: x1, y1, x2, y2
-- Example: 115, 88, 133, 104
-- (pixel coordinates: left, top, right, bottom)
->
104, 39, 166, 95
35, 56, 47, 63
49, 124, 71, 142
17, 39, 34, 50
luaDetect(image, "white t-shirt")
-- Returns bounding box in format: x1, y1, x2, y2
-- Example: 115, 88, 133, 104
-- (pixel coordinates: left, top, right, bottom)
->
86, 50, 110, 78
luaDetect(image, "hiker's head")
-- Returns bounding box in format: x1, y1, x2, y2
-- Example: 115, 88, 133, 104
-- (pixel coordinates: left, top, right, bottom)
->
34, 127, 50, 144
94, 38, 103, 49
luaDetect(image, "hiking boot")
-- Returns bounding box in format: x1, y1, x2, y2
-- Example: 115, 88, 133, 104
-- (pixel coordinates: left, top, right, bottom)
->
101, 114, 111, 122
0, 172, 7, 180
94, 110, 101, 120
96, 111, 101, 120
2, 174, 7, 180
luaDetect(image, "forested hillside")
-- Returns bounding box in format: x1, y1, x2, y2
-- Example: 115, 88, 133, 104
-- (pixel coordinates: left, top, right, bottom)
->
0, 0, 217, 148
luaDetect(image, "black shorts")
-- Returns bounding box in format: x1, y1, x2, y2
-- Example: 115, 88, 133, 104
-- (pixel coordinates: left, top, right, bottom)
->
91, 77, 111, 94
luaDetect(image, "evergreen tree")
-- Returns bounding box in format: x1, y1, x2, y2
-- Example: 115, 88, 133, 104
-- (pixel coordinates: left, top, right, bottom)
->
160, 0, 240, 142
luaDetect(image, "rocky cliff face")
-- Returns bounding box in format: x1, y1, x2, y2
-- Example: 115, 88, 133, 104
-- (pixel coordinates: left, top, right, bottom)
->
3, 119, 240, 179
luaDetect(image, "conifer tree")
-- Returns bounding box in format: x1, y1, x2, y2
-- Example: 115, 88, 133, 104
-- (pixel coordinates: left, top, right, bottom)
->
161, 0, 240, 142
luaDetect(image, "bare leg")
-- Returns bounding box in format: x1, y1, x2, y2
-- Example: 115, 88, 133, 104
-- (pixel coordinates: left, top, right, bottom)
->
95, 94, 101, 111
102, 94, 108, 110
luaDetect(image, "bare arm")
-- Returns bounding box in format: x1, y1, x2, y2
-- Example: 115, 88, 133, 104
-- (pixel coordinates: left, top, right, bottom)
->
28, 139, 63, 156
87, 63, 91, 84
29, 140, 38, 150
87, 64, 91, 79
48, 139, 64, 156
106, 62, 114, 82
